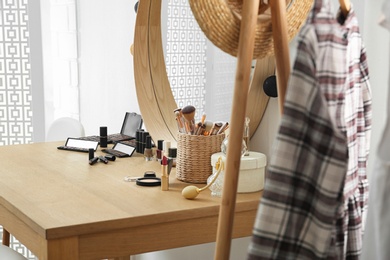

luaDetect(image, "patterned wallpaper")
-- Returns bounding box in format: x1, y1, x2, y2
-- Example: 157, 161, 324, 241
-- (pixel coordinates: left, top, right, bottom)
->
0, 0, 39, 259
166, 0, 207, 121
0, 0, 36, 257
165, 0, 236, 123
0, 0, 33, 146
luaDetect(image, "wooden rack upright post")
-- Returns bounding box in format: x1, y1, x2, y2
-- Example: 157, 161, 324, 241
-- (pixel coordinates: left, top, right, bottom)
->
214, 0, 290, 259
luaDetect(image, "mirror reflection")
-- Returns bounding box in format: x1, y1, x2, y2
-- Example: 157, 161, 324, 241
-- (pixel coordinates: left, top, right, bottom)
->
160, 0, 238, 124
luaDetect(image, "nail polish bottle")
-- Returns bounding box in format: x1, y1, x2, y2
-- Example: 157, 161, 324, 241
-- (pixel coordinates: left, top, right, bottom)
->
136, 129, 143, 153
141, 131, 149, 154
243, 117, 250, 156
168, 147, 177, 167
144, 135, 153, 161
163, 140, 171, 157
156, 140, 164, 162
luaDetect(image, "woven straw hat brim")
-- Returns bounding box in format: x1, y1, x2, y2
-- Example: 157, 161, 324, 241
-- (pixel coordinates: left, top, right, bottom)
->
189, 0, 313, 59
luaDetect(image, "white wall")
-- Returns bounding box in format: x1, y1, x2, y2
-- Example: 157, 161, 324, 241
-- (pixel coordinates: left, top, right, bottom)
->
41, 0, 81, 135
43, 0, 140, 138
77, 0, 140, 136
362, 0, 389, 179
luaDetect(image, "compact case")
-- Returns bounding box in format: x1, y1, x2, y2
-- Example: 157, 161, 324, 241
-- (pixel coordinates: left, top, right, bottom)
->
210, 152, 267, 193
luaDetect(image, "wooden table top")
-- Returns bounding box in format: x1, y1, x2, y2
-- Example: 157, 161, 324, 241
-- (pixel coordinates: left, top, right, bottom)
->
0, 142, 262, 242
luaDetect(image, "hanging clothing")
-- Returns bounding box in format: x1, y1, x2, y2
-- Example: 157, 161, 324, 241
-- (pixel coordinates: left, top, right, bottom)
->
361, 2, 390, 259
247, 0, 371, 259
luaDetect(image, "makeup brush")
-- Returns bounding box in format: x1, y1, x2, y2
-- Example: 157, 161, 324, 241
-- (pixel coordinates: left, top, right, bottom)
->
203, 121, 214, 135
174, 108, 186, 133
200, 113, 206, 124
181, 105, 196, 134
181, 105, 196, 122
175, 110, 185, 133
209, 122, 223, 135
217, 122, 229, 134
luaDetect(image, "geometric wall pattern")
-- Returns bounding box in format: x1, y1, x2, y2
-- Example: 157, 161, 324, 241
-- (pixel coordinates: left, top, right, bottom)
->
0, 1, 36, 259
165, 0, 238, 124
7, 235, 36, 259
166, 0, 207, 120
0, 0, 33, 146
207, 47, 237, 123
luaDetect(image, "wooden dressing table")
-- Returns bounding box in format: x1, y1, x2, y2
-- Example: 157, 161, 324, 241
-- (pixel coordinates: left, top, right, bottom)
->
0, 142, 261, 259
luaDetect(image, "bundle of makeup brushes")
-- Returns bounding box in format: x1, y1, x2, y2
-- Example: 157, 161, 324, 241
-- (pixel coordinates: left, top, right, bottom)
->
174, 105, 229, 136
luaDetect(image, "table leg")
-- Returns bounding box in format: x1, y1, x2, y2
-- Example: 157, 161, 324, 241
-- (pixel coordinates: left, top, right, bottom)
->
47, 237, 79, 260
2, 228, 10, 246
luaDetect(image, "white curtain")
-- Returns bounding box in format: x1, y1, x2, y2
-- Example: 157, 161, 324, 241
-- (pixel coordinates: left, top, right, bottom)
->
362, 2, 390, 259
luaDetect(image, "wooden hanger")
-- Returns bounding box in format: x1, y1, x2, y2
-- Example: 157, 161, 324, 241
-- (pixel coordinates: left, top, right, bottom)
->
339, 0, 351, 17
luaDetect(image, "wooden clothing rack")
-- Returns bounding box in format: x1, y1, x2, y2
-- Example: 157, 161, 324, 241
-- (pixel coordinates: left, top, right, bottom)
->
214, 0, 351, 259
214, 0, 290, 259
339, 0, 351, 17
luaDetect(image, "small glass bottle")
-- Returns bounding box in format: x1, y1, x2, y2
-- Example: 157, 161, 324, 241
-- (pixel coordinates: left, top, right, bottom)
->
144, 135, 153, 161
243, 117, 250, 156
207, 165, 225, 197
168, 147, 177, 167
221, 136, 247, 156
156, 140, 164, 161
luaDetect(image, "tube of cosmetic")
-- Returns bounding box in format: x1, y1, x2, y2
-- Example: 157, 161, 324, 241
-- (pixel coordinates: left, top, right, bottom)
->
100, 126, 108, 148
156, 140, 164, 162
161, 156, 169, 191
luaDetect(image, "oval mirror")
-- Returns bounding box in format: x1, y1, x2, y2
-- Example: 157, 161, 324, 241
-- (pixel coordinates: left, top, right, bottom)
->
133, 0, 275, 146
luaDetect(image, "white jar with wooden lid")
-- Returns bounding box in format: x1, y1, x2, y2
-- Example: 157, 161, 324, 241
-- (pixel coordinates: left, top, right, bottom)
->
209, 152, 266, 195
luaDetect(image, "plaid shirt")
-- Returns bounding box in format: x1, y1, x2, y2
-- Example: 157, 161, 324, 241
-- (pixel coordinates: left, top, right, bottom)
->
247, 0, 371, 259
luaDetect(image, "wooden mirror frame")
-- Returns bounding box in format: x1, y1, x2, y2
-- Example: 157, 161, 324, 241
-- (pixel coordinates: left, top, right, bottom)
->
134, 0, 275, 145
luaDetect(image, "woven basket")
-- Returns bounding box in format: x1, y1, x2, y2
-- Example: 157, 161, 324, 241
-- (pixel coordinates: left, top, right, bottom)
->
176, 132, 225, 183
188, 0, 313, 59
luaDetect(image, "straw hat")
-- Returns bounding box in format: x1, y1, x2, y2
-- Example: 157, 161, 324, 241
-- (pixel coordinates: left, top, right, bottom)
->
189, 0, 313, 59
